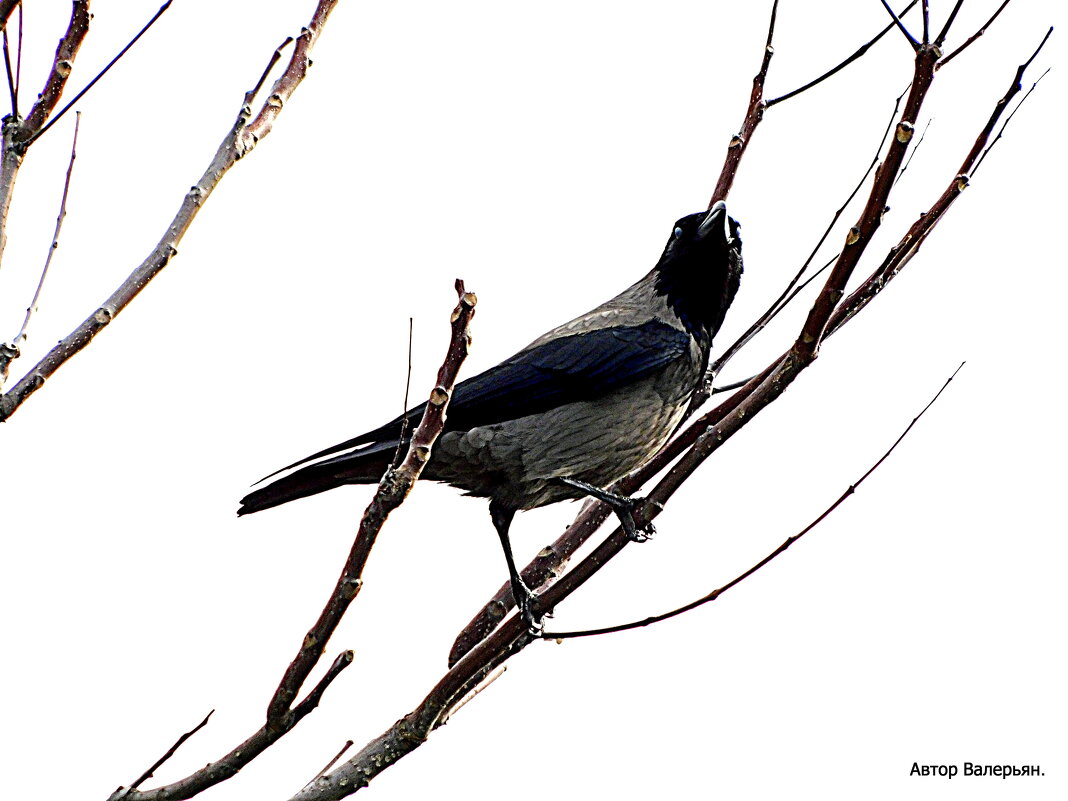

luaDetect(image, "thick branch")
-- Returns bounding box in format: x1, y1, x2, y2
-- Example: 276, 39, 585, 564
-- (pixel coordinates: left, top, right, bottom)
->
793, 43, 939, 359
20, 0, 89, 137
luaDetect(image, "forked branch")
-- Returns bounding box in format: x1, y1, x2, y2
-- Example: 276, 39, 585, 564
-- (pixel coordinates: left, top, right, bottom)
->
0, 0, 340, 423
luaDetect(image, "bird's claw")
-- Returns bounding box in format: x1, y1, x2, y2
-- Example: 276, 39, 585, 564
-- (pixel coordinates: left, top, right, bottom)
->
513, 584, 550, 637
617, 496, 656, 543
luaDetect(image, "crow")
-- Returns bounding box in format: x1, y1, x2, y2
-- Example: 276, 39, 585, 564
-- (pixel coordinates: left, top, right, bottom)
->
239, 202, 743, 630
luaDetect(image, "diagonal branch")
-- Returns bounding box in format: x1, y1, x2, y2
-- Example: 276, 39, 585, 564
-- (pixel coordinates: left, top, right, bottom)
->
128, 710, 215, 791
450, 22, 1046, 670
266, 281, 477, 725
543, 363, 966, 640
112, 282, 476, 801
108, 652, 354, 801
937, 0, 1013, 69
879, 0, 920, 49
708, 0, 777, 207
0, 0, 340, 423
19, 0, 89, 138
20, 0, 173, 148
766, 1, 919, 108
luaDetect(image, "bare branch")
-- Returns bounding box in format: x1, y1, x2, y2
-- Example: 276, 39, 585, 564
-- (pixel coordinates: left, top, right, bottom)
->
20, 0, 90, 138
0, 0, 18, 30
879, 0, 920, 49
765, 1, 919, 107
973, 67, 1049, 176
392, 317, 415, 470
240, 0, 338, 154
266, 281, 477, 724
827, 31, 1053, 338
938, 0, 1013, 69
793, 42, 940, 359
0, 0, 341, 423
450, 26, 1047, 668
705, 85, 906, 386
129, 710, 215, 791
933, 0, 965, 48
708, 0, 777, 207
304, 741, 354, 791
22, 0, 173, 148
542, 363, 966, 640
11, 0, 18, 100
0, 0, 88, 271
0, 112, 80, 387
894, 117, 932, 186
108, 652, 354, 801
3, 25, 17, 117
249, 36, 294, 102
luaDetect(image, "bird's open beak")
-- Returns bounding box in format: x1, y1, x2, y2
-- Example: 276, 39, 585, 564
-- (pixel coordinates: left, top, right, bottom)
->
698, 201, 731, 243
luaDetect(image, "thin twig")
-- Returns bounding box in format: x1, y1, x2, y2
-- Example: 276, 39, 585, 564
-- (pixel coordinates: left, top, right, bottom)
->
444, 666, 507, 723
12, 0, 18, 103
249, 36, 294, 104
542, 363, 966, 640
22, 0, 172, 148
938, 0, 1013, 69
973, 69, 1049, 176
392, 317, 415, 470
767, 1, 919, 108
3, 26, 17, 117
933, 0, 965, 48
709, 376, 753, 396
304, 742, 355, 791
129, 710, 215, 790
894, 117, 932, 186
0, 112, 80, 386
879, 0, 920, 49
0, 0, 340, 423
14, 113, 79, 345
921, 0, 930, 45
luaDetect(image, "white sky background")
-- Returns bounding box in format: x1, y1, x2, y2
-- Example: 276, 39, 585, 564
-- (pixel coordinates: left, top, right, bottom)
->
1, 1, 1064, 799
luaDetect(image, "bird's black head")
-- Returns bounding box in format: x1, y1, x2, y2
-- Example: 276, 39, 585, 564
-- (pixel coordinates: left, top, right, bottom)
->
654, 201, 743, 347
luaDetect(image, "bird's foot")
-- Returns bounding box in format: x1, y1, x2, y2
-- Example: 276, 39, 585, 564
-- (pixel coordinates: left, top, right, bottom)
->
558, 477, 658, 543
512, 581, 550, 637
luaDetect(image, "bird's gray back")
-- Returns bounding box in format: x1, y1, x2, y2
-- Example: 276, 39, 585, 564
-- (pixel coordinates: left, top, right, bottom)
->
428, 335, 701, 510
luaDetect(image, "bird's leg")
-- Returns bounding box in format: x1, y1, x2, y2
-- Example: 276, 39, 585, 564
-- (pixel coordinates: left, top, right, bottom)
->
556, 477, 657, 543
489, 500, 545, 635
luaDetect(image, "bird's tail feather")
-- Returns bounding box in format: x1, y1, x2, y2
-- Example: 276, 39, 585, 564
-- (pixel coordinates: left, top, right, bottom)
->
237, 442, 399, 515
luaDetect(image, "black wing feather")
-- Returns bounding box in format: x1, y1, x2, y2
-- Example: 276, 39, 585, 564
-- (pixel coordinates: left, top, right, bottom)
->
263, 320, 690, 478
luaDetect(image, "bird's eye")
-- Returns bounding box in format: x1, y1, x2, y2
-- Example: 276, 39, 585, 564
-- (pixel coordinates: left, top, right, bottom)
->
674, 226, 683, 239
